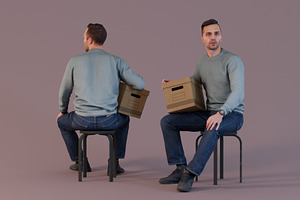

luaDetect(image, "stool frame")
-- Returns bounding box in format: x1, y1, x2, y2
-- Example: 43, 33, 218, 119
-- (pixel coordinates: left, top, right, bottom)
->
195, 131, 242, 185
78, 130, 117, 182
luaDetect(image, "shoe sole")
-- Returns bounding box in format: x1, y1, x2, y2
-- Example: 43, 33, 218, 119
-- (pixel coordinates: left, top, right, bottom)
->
159, 179, 180, 184
177, 187, 191, 192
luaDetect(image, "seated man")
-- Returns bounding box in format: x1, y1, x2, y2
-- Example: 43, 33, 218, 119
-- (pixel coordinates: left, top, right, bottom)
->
57, 23, 145, 174
159, 19, 245, 192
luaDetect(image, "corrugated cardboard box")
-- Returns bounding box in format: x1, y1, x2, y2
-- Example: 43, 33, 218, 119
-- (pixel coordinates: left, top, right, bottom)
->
162, 77, 205, 113
117, 82, 150, 118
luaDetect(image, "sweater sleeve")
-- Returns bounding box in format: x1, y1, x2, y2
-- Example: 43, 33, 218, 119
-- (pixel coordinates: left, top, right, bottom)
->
117, 58, 145, 90
192, 61, 201, 83
58, 58, 74, 113
219, 56, 245, 115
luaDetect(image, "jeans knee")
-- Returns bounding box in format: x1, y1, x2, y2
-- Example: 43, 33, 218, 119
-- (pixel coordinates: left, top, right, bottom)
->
160, 115, 172, 129
204, 129, 220, 138
57, 117, 63, 128
118, 114, 130, 128
124, 115, 130, 124
57, 115, 69, 131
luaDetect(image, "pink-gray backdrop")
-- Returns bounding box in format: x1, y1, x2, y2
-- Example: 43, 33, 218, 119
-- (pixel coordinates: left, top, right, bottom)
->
1, 0, 299, 199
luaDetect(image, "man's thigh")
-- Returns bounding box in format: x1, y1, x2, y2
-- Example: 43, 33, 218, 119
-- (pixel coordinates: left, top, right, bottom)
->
162, 111, 210, 132
58, 111, 95, 131
57, 111, 77, 131
218, 112, 244, 135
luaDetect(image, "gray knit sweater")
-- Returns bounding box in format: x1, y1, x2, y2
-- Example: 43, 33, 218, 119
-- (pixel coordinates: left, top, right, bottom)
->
59, 49, 145, 116
192, 49, 245, 115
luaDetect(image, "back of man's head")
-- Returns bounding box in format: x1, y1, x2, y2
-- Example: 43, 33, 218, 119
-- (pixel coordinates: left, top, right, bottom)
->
201, 19, 220, 35
86, 23, 107, 45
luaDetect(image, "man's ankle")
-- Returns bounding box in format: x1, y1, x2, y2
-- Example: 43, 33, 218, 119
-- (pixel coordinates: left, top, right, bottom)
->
176, 164, 187, 169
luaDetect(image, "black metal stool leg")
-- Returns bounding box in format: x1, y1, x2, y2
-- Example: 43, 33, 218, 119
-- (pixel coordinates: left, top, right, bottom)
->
195, 134, 202, 182
78, 134, 85, 182
83, 134, 88, 178
112, 134, 117, 177
240, 138, 242, 183
233, 135, 242, 183
220, 136, 224, 179
107, 134, 114, 182
213, 144, 218, 185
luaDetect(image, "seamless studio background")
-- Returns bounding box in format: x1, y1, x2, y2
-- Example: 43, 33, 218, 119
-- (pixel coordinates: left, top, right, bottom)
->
0, 0, 299, 199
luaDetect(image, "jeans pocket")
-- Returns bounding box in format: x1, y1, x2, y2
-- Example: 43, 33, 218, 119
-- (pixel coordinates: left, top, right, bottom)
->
97, 114, 118, 128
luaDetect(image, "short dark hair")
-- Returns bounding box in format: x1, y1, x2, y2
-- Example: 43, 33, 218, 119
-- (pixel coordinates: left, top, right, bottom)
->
86, 23, 107, 45
201, 19, 220, 35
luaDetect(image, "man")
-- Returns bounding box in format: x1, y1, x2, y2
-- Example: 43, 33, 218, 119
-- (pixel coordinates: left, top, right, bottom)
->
159, 19, 245, 192
57, 23, 145, 175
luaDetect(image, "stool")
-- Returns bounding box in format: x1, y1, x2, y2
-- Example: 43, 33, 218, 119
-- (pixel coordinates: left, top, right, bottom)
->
195, 131, 242, 185
78, 130, 117, 182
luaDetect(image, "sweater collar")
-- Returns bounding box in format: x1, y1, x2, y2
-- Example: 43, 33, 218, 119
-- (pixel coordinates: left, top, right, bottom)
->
206, 48, 226, 60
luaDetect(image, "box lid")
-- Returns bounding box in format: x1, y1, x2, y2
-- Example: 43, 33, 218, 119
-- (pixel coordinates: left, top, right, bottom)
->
119, 82, 150, 96
162, 77, 201, 90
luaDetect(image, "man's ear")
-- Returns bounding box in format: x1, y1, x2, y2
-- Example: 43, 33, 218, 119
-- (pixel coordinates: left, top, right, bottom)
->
88, 37, 93, 45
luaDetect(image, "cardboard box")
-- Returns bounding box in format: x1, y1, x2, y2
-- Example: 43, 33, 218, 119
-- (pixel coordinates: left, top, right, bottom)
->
162, 77, 205, 113
117, 82, 150, 118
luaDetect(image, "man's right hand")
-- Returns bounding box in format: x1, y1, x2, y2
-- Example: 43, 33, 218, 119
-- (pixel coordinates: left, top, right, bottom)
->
161, 79, 171, 89
162, 79, 171, 84
56, 112, 65, 121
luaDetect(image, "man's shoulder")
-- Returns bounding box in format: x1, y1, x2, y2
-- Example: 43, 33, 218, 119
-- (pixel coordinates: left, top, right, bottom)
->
69, 52, 88, 62
222, 49, 241, 60
221, 49, 244, 71
218, 49, 243, 67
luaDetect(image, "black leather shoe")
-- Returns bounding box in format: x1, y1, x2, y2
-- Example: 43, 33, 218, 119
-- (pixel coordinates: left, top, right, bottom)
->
159, 165, 186, 184
69, 160, 91, 172
177, 169, 195, 192
107, 158, 125, 176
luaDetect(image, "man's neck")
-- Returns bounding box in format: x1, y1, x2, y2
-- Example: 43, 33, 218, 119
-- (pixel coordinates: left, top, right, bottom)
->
89, 44, 103, 50
207, 47, 222, 57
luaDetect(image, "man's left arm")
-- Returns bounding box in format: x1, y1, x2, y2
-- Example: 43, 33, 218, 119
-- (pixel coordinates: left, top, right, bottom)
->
219, 56, 245, 115
117, 58, 145, 90
207, 57, 244, 130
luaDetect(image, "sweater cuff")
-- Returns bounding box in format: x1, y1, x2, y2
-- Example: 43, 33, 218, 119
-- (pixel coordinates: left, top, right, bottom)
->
219, 107, 229, 116
60, 110, 68, 114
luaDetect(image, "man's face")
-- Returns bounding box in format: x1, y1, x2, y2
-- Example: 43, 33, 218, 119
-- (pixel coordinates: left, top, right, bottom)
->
83, 29, 90, 52
201, 24, 222, 51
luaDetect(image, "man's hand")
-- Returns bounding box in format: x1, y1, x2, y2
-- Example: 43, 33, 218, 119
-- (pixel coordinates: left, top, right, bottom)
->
162, 79, 171, 84
56, 112, 65, 121
161, 79, 171, 89
206, 112, 223, 130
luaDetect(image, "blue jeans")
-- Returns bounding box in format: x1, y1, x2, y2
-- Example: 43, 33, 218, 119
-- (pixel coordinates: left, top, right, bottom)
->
57, 111, 130, 162
160, 111, 243, 176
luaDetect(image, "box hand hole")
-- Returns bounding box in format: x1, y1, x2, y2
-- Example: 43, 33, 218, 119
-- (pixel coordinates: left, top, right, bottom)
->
172, 86, 184, 91
131, 93, 141, 98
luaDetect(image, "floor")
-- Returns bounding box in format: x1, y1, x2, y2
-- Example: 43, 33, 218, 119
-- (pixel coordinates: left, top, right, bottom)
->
3, 154, 299, 200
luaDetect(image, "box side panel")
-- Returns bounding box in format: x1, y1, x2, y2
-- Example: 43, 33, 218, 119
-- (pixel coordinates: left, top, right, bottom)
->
163, 77, 206, 113
117, 83, 150, 118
